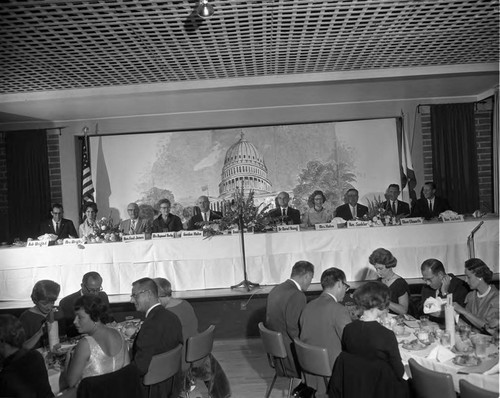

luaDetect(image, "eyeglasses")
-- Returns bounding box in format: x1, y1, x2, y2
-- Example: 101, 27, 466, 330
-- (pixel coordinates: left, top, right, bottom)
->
130, 290, 149, 299
84, 285, 103, 294
343, 282, 350, 290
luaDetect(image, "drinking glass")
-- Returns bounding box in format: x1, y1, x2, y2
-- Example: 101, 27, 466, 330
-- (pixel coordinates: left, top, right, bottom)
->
459, 324, 471, 340
471, 335, 489, 357
440, 331, 451, 347
419, 315, 429, 327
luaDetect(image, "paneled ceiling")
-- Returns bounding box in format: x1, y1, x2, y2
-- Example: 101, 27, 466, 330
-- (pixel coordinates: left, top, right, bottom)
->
0, 0, 498, 125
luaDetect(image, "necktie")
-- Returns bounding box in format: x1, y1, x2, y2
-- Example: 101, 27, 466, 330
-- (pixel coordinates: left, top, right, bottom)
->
352, 206, 356, 219
130, 220, 136, 234
55, 222, 60, 234
391, 201, 396, 214
282, 208, 286, 217
203, 213, 207, 222
428, 200, 433, 212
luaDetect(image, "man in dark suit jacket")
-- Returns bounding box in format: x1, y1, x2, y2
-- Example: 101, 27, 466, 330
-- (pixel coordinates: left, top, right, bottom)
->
119, 203, 152, 235
335, 188, 368, 221
268, 191, 301, 225
381, 184, 411, 216
187, 196, 222, 230
300, 267, 352, 395
266, 261, 314, 388
131, 277, 183, 398
58, 271, 111, 337
152, 199, 183, 232
411, 182, 451, 219
39, 203, 77, 239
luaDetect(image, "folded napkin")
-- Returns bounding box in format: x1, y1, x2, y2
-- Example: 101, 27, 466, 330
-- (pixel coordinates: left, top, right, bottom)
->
331, 217, 346, 225
423, 296, 446, 314
427, 345, 455, 363
439, 210, 458, 218
37, 233, 58, 241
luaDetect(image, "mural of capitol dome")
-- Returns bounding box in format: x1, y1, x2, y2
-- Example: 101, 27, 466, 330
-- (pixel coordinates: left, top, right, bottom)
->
219, 132, 273, 200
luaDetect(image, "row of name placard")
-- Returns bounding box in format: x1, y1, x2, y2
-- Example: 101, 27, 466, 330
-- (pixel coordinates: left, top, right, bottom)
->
26, 215, 465, 247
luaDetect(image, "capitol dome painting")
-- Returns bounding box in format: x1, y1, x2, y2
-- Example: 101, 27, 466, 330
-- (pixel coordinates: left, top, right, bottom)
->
219, 132, 273, 200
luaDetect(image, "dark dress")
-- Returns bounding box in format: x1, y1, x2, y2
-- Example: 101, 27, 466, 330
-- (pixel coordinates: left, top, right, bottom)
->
152, 214, 183, 232
0, 349, 54, 398
19, 310, 46, 349
381, 277, 415, 317
329, 320, 408, 398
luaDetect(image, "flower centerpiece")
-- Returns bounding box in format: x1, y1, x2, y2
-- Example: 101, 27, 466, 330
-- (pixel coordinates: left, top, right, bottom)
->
365, 196, 393, 226
84, 215, 121, 243
198, 188, 273, 238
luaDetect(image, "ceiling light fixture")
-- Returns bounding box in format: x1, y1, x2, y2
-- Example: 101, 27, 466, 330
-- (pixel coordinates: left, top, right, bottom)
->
196, 0, 215, 18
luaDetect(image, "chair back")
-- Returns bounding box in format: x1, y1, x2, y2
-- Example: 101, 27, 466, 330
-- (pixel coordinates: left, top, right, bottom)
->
408, 358, 455, 398
258, 322, 287, 359
143, 344, 182, 386
186, 324, 215, 363
459, 379, 498, 398
293, 338, 331, 377
77, 364, 143, 398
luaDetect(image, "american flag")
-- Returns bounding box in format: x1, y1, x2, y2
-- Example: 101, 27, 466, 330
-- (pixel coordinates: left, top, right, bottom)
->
81, 135, 95, 203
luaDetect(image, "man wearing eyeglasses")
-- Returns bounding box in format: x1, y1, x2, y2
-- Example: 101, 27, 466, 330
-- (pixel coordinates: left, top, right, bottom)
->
130, 277, 183, 398
58, 271, 110, 337
39, 203, 78, 240
299, 267, 352, 396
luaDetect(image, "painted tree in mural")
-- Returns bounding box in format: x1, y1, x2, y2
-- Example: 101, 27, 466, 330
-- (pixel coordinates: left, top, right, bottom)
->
292, 160, 357, 211
137, 187, 184, 219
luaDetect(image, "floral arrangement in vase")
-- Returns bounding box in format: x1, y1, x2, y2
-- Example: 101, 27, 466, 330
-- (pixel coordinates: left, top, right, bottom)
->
198, 188, 273, 238
365, 196, 395, 226
85, 215, 121, 243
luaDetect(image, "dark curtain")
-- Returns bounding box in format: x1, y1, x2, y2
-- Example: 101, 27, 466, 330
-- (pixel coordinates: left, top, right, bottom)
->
430, 103, 479, 214
6, 130, 51, 241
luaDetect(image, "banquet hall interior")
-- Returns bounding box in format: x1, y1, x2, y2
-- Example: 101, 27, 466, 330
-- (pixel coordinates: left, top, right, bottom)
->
0, 0, 499, 397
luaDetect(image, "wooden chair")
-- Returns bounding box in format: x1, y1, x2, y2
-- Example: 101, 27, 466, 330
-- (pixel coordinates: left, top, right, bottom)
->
143, 344, 183, 398
293, 338, 331, 389
258, 322, 294, 398
408, 358, 456, 398
185, 324, 216, 398
459, 379, 498, 398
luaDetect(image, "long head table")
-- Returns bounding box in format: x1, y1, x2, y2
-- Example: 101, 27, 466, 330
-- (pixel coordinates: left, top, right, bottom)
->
0, 217, 497, 301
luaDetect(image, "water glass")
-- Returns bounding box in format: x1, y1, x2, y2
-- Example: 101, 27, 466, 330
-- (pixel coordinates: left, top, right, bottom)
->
471, 335, 489, 357
419, 315, 429, 327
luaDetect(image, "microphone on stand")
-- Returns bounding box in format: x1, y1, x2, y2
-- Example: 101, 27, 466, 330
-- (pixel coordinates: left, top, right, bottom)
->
467, 221, 484, 259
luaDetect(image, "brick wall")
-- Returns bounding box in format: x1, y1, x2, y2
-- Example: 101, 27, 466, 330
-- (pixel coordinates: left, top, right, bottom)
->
420, 104, 494, 212
47, 132, 63, 206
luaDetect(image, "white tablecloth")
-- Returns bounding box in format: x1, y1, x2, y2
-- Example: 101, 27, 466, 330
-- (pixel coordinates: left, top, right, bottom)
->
0, 218, 497, 301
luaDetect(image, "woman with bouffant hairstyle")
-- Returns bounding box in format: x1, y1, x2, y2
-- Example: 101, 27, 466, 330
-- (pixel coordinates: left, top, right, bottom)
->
369, 248, 413, 316
19, 279, 61, 349
0, 314, 54, 397
453, 258, 499, 335
65, 295, 129, 387
329, 282, 408, 398
301, 190, 333, 228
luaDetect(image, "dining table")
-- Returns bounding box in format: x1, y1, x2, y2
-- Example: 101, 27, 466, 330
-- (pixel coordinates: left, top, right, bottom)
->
389, 317, 499, 394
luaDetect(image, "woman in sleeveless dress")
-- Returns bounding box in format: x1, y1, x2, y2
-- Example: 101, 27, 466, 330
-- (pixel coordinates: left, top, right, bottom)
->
65, 295, 129, 387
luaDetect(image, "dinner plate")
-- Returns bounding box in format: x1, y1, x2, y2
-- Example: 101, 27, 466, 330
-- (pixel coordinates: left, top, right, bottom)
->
52, 342, 76, 354
452, 355, 481, 367
401, 340, 429, 351
394, 330, 412, 338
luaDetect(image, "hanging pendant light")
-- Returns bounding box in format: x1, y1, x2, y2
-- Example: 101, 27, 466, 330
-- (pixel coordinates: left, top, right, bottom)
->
196, 0, 215, 18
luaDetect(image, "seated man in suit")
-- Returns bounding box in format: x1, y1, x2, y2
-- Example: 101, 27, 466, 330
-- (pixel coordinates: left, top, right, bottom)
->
381, 184, 410, 217
268, 191, 301, 225
119, 203, 151, 235
187, 196, 222, 230
266, 261, 314, 395
335, 188, 368, 221
411, 181, 451, 219
131, 277, 183, 398
39, 203, 77, 240
300, 267, 352, 396
418, 258, 469, 322
58, 271, 111, 337
152, 199, 183, 233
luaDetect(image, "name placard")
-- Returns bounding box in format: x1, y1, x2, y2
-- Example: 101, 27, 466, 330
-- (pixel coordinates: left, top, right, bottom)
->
63, 238, 84, 245
347, 220, 370, 228
152, 232, 176, 239
315, 223, 338, 231
277, 225, 300, 233
231, 229, 253, 235
441, 214, 464, 223
122, 234, 146, 242
27, 240, 50, 248
400, 217, 424, 225
181, 231, 204, 238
